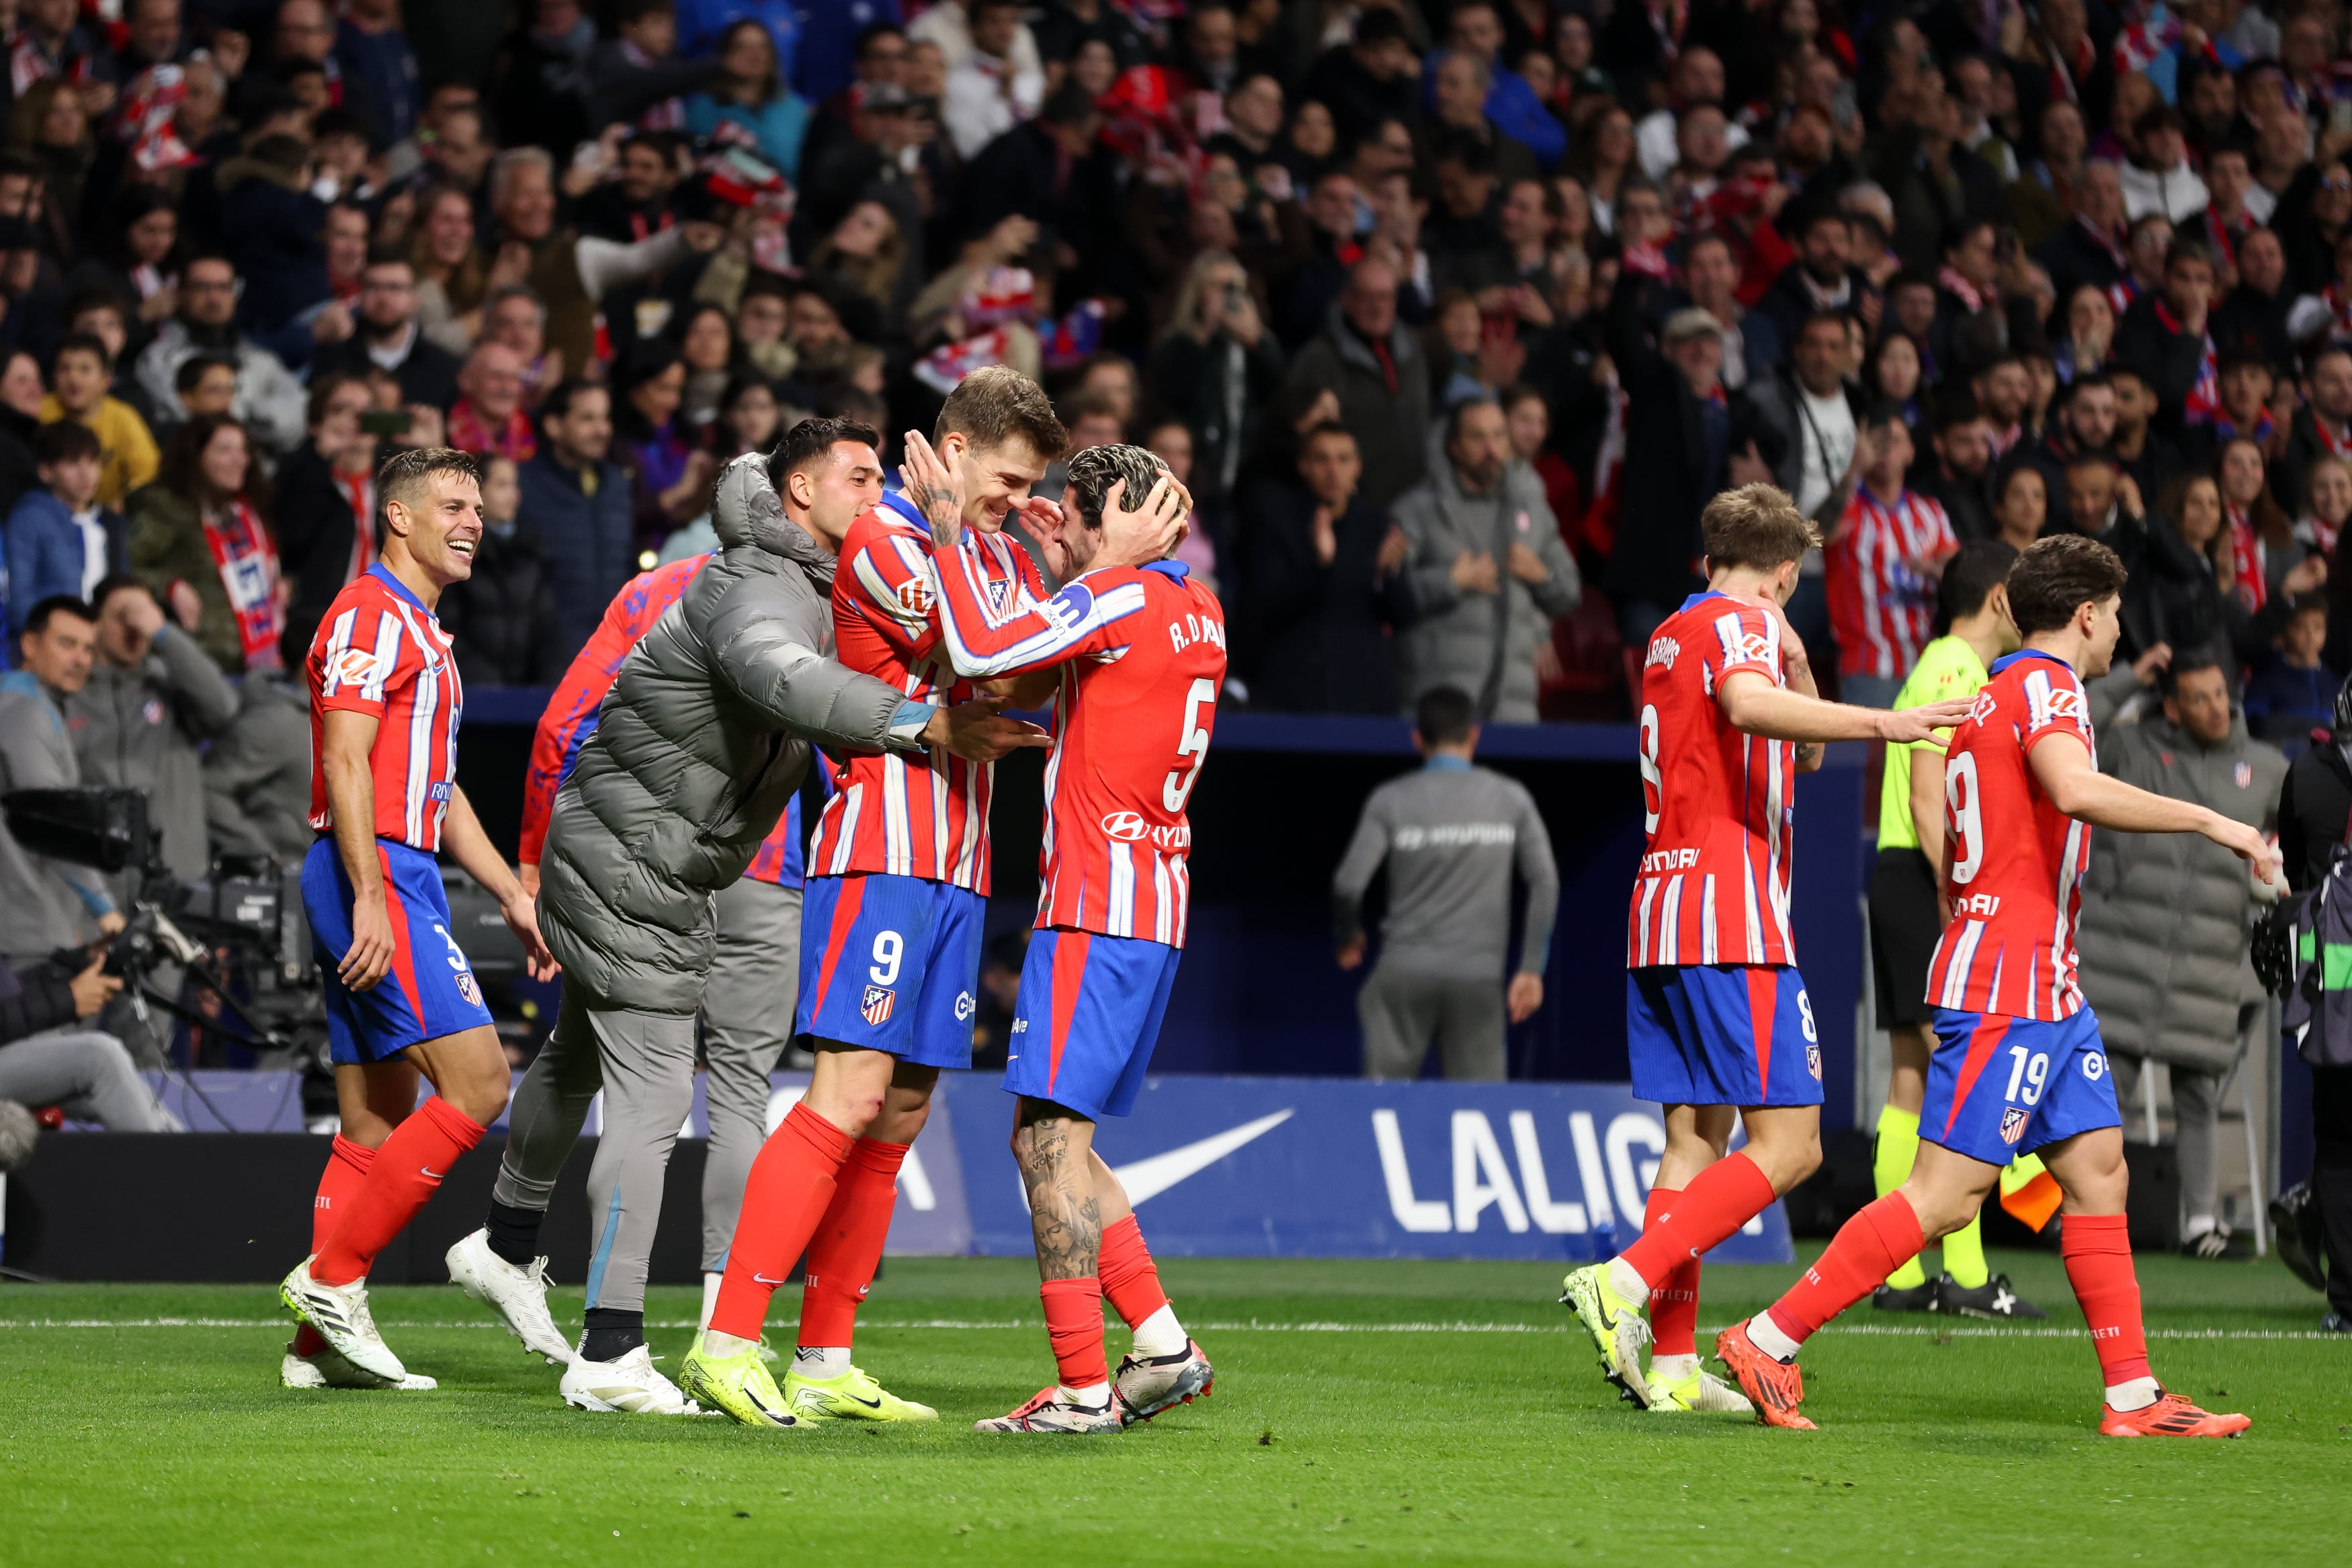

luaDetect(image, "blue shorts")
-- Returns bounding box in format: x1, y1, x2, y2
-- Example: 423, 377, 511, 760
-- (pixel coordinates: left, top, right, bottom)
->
1923, 1006, 2119, 1166
303, 837, 494, 1065
794, 873, 984, 1069
1001, 928, 1182, 1121
1626, 963, 1826, 1108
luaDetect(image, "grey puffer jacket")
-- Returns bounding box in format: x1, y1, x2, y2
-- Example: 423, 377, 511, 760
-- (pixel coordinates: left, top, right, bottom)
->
2074, 710, 2287, 1072
1389, 425, 1581, 723
69, 625, 241, 879
538, 453, 929, 1012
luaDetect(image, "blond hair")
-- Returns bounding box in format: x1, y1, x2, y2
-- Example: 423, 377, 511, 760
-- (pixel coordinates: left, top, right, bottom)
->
1702, 483, 1821, 571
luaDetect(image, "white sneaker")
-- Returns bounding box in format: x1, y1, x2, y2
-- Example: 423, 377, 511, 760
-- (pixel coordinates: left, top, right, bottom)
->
446, 1228, 573, 1365
280, 1344, 437, 1391
1645, 1366, 1753, 1414
974, 1387, 1123, 1434
280, 1257, 406, 1383
559, 1344, 702, 1415
1112, 1338, 1215, 1426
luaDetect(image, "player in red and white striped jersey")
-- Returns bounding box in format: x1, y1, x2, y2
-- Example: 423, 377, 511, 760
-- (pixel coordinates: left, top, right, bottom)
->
1825, 417, 1958, 703
926, 441, 1223, 1434
1720, 536, 2276, 1436
1564, 484, 1971, 1414
280, 449, 556, 1392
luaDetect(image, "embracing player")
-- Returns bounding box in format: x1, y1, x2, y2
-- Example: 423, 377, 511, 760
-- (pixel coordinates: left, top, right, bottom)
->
1558, 484, 1972, 1411
679, 368, 1068, 1426
278, 447, 557, 1390
928, 440, 1219, 1434
1715, 535, 2268, 1434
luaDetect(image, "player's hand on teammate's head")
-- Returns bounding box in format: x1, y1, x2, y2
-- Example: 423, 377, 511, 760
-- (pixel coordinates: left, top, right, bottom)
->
1876, 697, 1978, 743
1099, 473, 1187, 568
931, 693, 1053, 762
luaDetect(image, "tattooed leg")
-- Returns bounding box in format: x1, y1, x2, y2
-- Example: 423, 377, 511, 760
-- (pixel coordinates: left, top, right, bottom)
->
1013, 1098, 1102, 1281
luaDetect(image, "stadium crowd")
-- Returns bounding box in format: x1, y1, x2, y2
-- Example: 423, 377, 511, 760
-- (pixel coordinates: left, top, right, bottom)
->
0, 0, 2342, 1288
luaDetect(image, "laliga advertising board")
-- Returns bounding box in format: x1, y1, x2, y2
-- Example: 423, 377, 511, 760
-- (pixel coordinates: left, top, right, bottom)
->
108, 1071, 1794, 1265
933, 1075, 1794, 1264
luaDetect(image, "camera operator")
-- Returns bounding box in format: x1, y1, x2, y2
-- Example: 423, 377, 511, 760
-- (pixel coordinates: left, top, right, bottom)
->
2276, 675, 2352, 1331
71, 577, 240, 881
0, 945, 171, 1130
0, 597, 127, 965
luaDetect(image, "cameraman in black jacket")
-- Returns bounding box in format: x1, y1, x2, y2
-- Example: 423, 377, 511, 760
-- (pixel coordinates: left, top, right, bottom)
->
0, 948, 172, 1130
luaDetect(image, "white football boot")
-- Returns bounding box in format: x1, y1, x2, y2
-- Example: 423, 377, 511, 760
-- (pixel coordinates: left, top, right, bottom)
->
280, 1342, 437, 1391
280, 1257, 407, 1383
446, 1228, 573, 1365
559, 1344, 702, 1415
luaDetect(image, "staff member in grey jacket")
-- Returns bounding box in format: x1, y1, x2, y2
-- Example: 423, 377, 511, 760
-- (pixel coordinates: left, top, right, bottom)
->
1333, 685, 1559, 1080
446, 437, 1041, 1417
2076, 649, 2287, 1258
0, 598, 125, 964
71, 577, 240, 880
1390, 397, 1581, 723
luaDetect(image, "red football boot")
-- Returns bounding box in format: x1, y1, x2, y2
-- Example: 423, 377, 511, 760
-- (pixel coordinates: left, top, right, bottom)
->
1714, 1319, 1818, 1430
2099, 1389, 2251, 1438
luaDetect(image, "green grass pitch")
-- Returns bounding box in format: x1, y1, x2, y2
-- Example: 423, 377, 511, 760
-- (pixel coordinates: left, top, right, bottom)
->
2, 1249, 2347, 1567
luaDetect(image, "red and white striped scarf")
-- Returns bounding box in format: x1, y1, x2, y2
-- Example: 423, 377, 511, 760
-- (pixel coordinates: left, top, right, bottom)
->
2226, 503, 2267, 613
2156, 300, 2220, 425
204, 499, 283, 672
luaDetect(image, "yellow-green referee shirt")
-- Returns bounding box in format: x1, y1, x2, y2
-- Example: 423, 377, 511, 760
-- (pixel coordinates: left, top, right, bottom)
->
1877, 635, 1989, 854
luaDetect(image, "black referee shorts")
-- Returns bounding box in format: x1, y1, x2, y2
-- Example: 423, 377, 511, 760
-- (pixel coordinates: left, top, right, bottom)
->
1869, 846, 1943, 1030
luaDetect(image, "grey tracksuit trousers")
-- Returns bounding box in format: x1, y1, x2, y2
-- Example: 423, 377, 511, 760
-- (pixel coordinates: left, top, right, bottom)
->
0, 1029, 172, 1129
491, 877, 802, 1312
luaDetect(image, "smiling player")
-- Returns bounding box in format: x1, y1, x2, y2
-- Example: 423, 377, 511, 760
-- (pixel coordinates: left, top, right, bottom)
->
278, 447, 557, 1391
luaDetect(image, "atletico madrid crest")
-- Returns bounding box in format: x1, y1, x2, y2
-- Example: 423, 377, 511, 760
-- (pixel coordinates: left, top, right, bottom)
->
1999, 1106, 2029, 1146
862, 986, 895, 1026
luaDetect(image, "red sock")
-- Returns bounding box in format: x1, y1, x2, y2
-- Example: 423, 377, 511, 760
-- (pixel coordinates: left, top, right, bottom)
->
1642, 1186, 1701, 1357
794, 1138, 907, 1349
2060, 1213, 2150, 1387
1617, 1153, 1777, 1289
295, 1135, 378, 1355
1040, 1277, 1107, 1391
710, 1102, 856, 1341
312, 1099, 485, 1287
1764, 1191, 1925, 1345
1097, 1215, 1169, 1330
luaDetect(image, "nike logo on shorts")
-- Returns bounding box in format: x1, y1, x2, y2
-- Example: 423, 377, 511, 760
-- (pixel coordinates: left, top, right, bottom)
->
421, 1167, 446, 1178
754, 1273, 788, 1286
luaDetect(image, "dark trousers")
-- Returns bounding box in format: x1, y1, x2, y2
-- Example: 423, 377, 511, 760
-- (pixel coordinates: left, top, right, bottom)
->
2316, 1064, 2352, 1318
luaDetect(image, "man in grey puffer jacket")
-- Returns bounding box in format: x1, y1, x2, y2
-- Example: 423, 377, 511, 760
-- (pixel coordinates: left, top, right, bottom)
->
2075, 650, 2287, 1258
1390, 396, 1580, 722
70, 578, 240, 881
452, 431, 1042, 1410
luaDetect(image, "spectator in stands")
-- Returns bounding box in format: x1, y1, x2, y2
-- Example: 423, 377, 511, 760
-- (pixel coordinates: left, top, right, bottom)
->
1332, 683, 1557, 1081
1825, 413, 1958, 707
435, 456, 564, 686
943, 0, 1044, 161
448, 343, 538, 462
312, 253, 462, 415
132, 255, 306, 453
1285, 256, 1429, 512
174, 357, 239, 425
42, 335, 157, 510
1919, 398, 1995, 541
273, 375, 380, 665
126, 415, 280, 674
1148, 249, 1284, 508
2077, 650, 2287, 1259
518, 378, 634, 667
587, 0, 720, 135
1390, 395, 1579, 723
69, 576, 238, 880
686, 21, 810, 179
615, 341, 714, 540
1238, 420, 1405, 715
216, 134, 331, 352
2244, 593, 2341, 746
0, 597, 122, 959
5, 423, 123, 628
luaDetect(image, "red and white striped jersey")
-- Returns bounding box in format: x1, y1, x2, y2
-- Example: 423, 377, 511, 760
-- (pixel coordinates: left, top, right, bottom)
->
307, 564, 463, 853
1627, 592, 1798, 968
931, 546, 1226, 948
806, 490, 1048, 892
1925, 650, 2096, 1020
1826, 486, 1956, 680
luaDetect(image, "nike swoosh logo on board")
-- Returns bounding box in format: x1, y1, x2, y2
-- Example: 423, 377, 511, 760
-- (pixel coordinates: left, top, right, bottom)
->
1109, 1109, 1296, 1206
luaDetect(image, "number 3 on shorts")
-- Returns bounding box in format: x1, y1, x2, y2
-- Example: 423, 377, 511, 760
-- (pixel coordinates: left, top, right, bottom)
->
870, 930, 903, 986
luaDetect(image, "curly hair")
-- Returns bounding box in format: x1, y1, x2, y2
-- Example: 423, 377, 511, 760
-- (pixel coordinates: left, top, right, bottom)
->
1062, 442, 1165, 531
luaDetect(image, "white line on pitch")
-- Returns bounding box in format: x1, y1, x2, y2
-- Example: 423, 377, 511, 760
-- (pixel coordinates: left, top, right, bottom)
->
0, 1318, 2345, 1341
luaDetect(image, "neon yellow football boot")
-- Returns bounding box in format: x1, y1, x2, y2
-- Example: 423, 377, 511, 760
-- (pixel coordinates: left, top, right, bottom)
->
782, 1360, 939, 1422
1645, 1363, 1755, 1414
1560, 1263, 1653, 1407
677, 1333, 802, 1428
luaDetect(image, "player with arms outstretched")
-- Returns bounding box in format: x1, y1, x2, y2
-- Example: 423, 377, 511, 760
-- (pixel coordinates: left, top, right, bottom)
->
1716, 535, 2269, 1435
1559, 484, 1972, 1412
278, 447, 558, 1390
930, 441, 1220, 1434
677, 371, 1067, 1427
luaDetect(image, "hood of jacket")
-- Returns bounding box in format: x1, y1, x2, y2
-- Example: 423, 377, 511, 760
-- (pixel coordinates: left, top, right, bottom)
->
216, 155, 310, 198
709, 450, 837, 592
1320, 298, 1421, 378
1418, 417, 1547, 515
